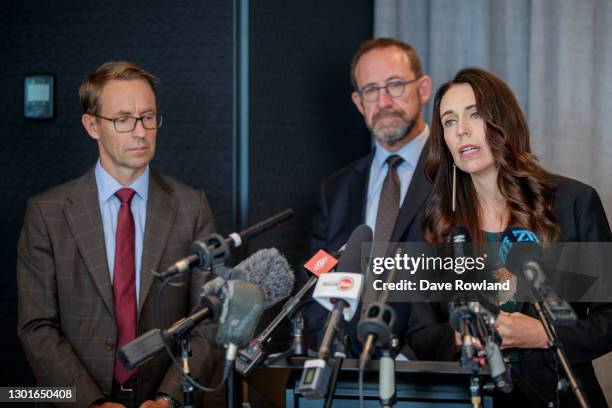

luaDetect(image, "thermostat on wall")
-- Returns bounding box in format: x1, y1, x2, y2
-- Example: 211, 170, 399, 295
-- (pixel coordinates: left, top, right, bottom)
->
24, 75, 54, 119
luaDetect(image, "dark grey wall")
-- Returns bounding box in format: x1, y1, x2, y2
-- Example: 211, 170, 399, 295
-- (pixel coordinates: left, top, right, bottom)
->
248, 0, 373, 263
0, 1, 234, 385
245, 3, 374, 390
0, 0, 374, 391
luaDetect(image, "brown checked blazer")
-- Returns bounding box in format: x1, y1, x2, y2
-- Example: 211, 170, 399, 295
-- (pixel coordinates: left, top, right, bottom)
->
17, 167, 224, 407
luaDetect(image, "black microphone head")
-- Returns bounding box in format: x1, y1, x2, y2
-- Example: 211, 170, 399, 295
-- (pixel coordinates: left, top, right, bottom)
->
450, 226, 472, 267
448, 289, 499, 330
498, 227, 541, 274
336, 224, 373, 274
234, 248, 294, 308
450, 226, 471, 243
522, 260, 546, 286
448, 302, 472, 332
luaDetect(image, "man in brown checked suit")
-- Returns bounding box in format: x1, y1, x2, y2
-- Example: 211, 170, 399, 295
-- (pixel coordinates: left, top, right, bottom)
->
17, 61, 223, 407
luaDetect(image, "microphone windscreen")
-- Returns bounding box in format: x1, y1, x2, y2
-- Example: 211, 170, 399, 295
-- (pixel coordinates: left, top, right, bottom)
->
336, 224, 373, 274
216, 280, 265, 347
235, 248, 294, 308
498, 227, 542, 273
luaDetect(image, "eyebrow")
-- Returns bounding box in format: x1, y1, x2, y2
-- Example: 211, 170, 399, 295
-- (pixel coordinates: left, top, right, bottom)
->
440, 104, 478, 118
114, 108, 155, 116
360, 76, 404, 89
386, 76, 403, 82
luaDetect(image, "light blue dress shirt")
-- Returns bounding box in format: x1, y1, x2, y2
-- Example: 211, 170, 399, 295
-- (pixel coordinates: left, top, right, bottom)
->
365, 126, 429, 237
95, 160, 149, 305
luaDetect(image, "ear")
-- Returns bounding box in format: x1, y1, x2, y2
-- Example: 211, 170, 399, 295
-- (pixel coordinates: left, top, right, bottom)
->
351, 91, 365, 116
82, 113, 100, 140
416, 75, 432, 105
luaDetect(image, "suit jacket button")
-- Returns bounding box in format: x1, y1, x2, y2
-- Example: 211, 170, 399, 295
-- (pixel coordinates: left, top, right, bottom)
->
104, 339, 116, 351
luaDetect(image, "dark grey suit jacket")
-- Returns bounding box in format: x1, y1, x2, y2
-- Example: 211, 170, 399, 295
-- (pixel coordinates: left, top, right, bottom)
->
17, 167, 224, 407
302, 145, 432, 356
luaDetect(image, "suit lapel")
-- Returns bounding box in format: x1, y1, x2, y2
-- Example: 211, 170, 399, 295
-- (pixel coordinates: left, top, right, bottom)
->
351, 154, 374, 232
391, 143, 431, 242
139, 170, 177, 314
64, 168, 115, 317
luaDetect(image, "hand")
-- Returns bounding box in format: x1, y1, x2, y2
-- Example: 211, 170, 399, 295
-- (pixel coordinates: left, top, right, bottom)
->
89, 403, 126, 408
454, 330, 462, 350
454, 330, 483, 351
495, 311, 550, 349
140, 399, 170, 408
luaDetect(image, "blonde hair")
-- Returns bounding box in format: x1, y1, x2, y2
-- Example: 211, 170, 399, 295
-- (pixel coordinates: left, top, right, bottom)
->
79, 61, 159, 114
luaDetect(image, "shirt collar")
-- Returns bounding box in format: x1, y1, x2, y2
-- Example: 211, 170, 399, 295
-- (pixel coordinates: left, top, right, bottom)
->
95, 160, 149, 203
372, 125, 429, 171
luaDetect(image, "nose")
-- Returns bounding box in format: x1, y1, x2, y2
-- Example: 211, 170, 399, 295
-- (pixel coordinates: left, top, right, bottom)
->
377, 87, 394, 108
456, 116, 470, 137
132, 118, 147, 138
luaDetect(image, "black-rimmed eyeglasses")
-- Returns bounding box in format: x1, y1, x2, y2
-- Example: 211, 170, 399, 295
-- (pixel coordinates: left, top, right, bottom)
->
358, 78, 420, 102
94, 112, 163, 133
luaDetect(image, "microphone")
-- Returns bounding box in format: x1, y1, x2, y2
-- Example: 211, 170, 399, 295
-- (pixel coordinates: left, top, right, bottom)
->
121, 248, 294, 371
298, 224, 372, 399
313, 225, 372, 359
484, 339, 513, 393
451, 226, 471, 255
118, 295, 223, 370
201, 247, 295, 308
357, 273, 398, 408
450, 226, 472, 275
449, 215, 513, 393
498, 227, 577, 325
228, 247, 295, 308
216, 280, 266, 363
498, 227, 541, 271
467, 302, 513, 393
357, 245, 401, 373
203, 248, 295, 363
164, 209, 294, 277
236, 248, 342, 377
523, 261, 577, 326
448, 302, 479, 371
449, 300, 514, 391
448, 228, 478, 369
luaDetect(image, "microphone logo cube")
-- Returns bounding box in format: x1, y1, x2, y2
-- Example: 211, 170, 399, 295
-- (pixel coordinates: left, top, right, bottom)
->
313, 273, 364, 321
305, 250, 338, 276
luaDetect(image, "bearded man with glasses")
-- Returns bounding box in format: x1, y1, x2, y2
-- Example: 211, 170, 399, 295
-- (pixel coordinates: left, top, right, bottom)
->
17, 61, 223, 408
301, 38, 434, 359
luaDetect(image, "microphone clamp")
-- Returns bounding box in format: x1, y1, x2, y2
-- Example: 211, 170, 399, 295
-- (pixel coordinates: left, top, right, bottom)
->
357, 302, 396, 348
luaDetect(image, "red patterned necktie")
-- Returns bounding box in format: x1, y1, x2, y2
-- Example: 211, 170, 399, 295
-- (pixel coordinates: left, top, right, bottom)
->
113, 188, 137, 384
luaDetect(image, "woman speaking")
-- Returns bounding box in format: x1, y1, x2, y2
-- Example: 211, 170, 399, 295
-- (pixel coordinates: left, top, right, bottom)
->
407, 67, 612, 406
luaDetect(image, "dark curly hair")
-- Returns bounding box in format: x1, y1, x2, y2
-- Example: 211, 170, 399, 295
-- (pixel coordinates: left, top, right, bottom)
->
422, 67, 560, 243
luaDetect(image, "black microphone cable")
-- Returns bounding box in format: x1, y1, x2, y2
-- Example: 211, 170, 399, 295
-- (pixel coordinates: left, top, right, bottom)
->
154, 269, 231, 394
